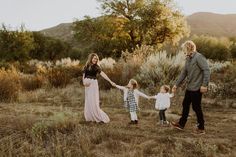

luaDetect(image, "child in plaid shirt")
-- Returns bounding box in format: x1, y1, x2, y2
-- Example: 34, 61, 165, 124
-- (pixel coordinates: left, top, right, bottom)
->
112, 79, 150, 124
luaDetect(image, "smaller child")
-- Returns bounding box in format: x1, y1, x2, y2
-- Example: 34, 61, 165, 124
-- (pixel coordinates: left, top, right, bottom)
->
112, 79, 149, 125
150, 85, 174, 125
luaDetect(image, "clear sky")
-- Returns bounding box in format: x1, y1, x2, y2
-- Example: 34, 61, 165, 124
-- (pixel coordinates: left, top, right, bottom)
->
0, 0, 235, 31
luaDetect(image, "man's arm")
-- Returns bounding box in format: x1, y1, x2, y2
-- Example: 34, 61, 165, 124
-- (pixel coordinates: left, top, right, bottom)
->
175, 64, 187, 87
197, 55, 210, 87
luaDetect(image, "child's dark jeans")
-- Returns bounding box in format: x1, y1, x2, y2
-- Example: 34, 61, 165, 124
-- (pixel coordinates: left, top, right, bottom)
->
159, 109, 167, 121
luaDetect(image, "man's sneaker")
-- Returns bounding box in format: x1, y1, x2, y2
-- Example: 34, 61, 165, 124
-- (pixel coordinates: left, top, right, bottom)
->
193, 128, 206, 135
134, 120, 138, 124
171, 121, 184, 130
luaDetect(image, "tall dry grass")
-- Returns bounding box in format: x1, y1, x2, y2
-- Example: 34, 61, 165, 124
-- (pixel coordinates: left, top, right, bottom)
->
0, 68, 21, 102
20, 74, 45, 91
0, 75, 235, 156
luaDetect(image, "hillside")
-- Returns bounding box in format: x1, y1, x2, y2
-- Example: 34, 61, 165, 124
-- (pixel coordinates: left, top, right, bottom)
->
187, 12, 236, 37
40, 12, 236, 47
40, 23, 79, 47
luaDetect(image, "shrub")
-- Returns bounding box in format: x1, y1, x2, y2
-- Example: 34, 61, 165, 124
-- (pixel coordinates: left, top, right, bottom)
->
207, 61, 236, 98
0, 68, 21, 102
136, 51, 185, 92
98, 58, 142, 90
55, 57, 80, 67
20, 75, 45, 91
99, 45, 169, 90
192, 35, 231, 61
47, 67, 71, 88
100, 57, 116, 69
208, 60, 231, 73
230, 43, 236, 59
31, 113, 76, 140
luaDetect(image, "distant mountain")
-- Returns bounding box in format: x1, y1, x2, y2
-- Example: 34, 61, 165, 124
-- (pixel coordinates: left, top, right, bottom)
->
40, 23, 79, 47
40, 12, 236, 47
187, 12, 236, 37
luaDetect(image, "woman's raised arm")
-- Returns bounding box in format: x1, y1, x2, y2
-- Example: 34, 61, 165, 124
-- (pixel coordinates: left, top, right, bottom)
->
100, 71, 114, 85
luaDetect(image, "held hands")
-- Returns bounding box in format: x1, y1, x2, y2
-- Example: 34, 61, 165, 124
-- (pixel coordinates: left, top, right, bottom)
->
200, 86, 208, 93
172, 85, 177, 93
148, 96, 154, 99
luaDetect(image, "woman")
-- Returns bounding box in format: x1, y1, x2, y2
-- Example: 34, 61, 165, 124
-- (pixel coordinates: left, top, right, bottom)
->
82, 53, 114, 123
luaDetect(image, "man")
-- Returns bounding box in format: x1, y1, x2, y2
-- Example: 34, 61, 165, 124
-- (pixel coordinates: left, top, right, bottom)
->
171, 40, 210, 135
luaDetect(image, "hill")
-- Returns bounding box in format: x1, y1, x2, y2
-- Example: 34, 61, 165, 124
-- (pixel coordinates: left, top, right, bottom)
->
40, 23, 79, 47
187, 12, 236, 37
40, 12, 236, 47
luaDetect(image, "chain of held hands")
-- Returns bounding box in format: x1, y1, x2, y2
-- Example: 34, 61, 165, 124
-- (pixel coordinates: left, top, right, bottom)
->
83, 81, 208, 94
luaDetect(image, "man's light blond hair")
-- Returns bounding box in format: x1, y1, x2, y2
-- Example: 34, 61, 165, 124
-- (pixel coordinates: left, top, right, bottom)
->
182, 40, 196, 53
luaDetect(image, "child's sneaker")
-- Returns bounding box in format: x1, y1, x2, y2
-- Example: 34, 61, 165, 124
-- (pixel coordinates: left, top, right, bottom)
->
159, 120, 164, 125
171, 121, 184, 130
129, 121, 135, 125
129, 120, 138, 125
163, 121, 169, 125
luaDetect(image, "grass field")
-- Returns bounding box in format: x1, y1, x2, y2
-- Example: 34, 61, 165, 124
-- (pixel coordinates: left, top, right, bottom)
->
0, 82, 235, 157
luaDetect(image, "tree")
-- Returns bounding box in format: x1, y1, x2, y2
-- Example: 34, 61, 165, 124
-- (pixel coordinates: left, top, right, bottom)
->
73, 15, 130, 58
73, 0, 189, 57
30, 32, 72, 60
43, 38, 71, 60
0, 25, 35, 61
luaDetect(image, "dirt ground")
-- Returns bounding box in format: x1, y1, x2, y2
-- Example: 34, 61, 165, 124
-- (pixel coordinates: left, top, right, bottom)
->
0, 84, 235, 157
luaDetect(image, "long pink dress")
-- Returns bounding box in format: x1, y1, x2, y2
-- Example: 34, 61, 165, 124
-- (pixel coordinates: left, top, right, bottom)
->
84, 78, 110, 123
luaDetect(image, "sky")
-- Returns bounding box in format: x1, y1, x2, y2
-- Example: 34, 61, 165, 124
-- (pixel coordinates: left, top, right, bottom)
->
0, 0, 235, 31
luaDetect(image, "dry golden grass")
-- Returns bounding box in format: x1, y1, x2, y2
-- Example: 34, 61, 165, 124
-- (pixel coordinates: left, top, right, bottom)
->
47, 67, 72, 88
20, 74, 45, 91
0, 82, 235, 157
0, 68, 21, 102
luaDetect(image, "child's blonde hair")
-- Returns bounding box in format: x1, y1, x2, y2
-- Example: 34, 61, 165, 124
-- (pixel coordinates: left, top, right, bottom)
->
181, 40, 196, 53
161, 85, 170, 92
128, 79, 138, 89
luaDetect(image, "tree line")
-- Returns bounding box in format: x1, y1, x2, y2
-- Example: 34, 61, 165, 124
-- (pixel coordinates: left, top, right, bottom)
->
0, 0, 235, 62
0, 25, 74, 62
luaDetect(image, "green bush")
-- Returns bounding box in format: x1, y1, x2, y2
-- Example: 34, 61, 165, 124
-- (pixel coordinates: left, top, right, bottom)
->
230, 43, 236, 59
192, 35, 231, 61
0, 25, 35, 61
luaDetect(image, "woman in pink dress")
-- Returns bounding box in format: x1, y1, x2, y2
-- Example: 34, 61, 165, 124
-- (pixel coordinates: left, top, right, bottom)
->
82, 53, 114, 123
